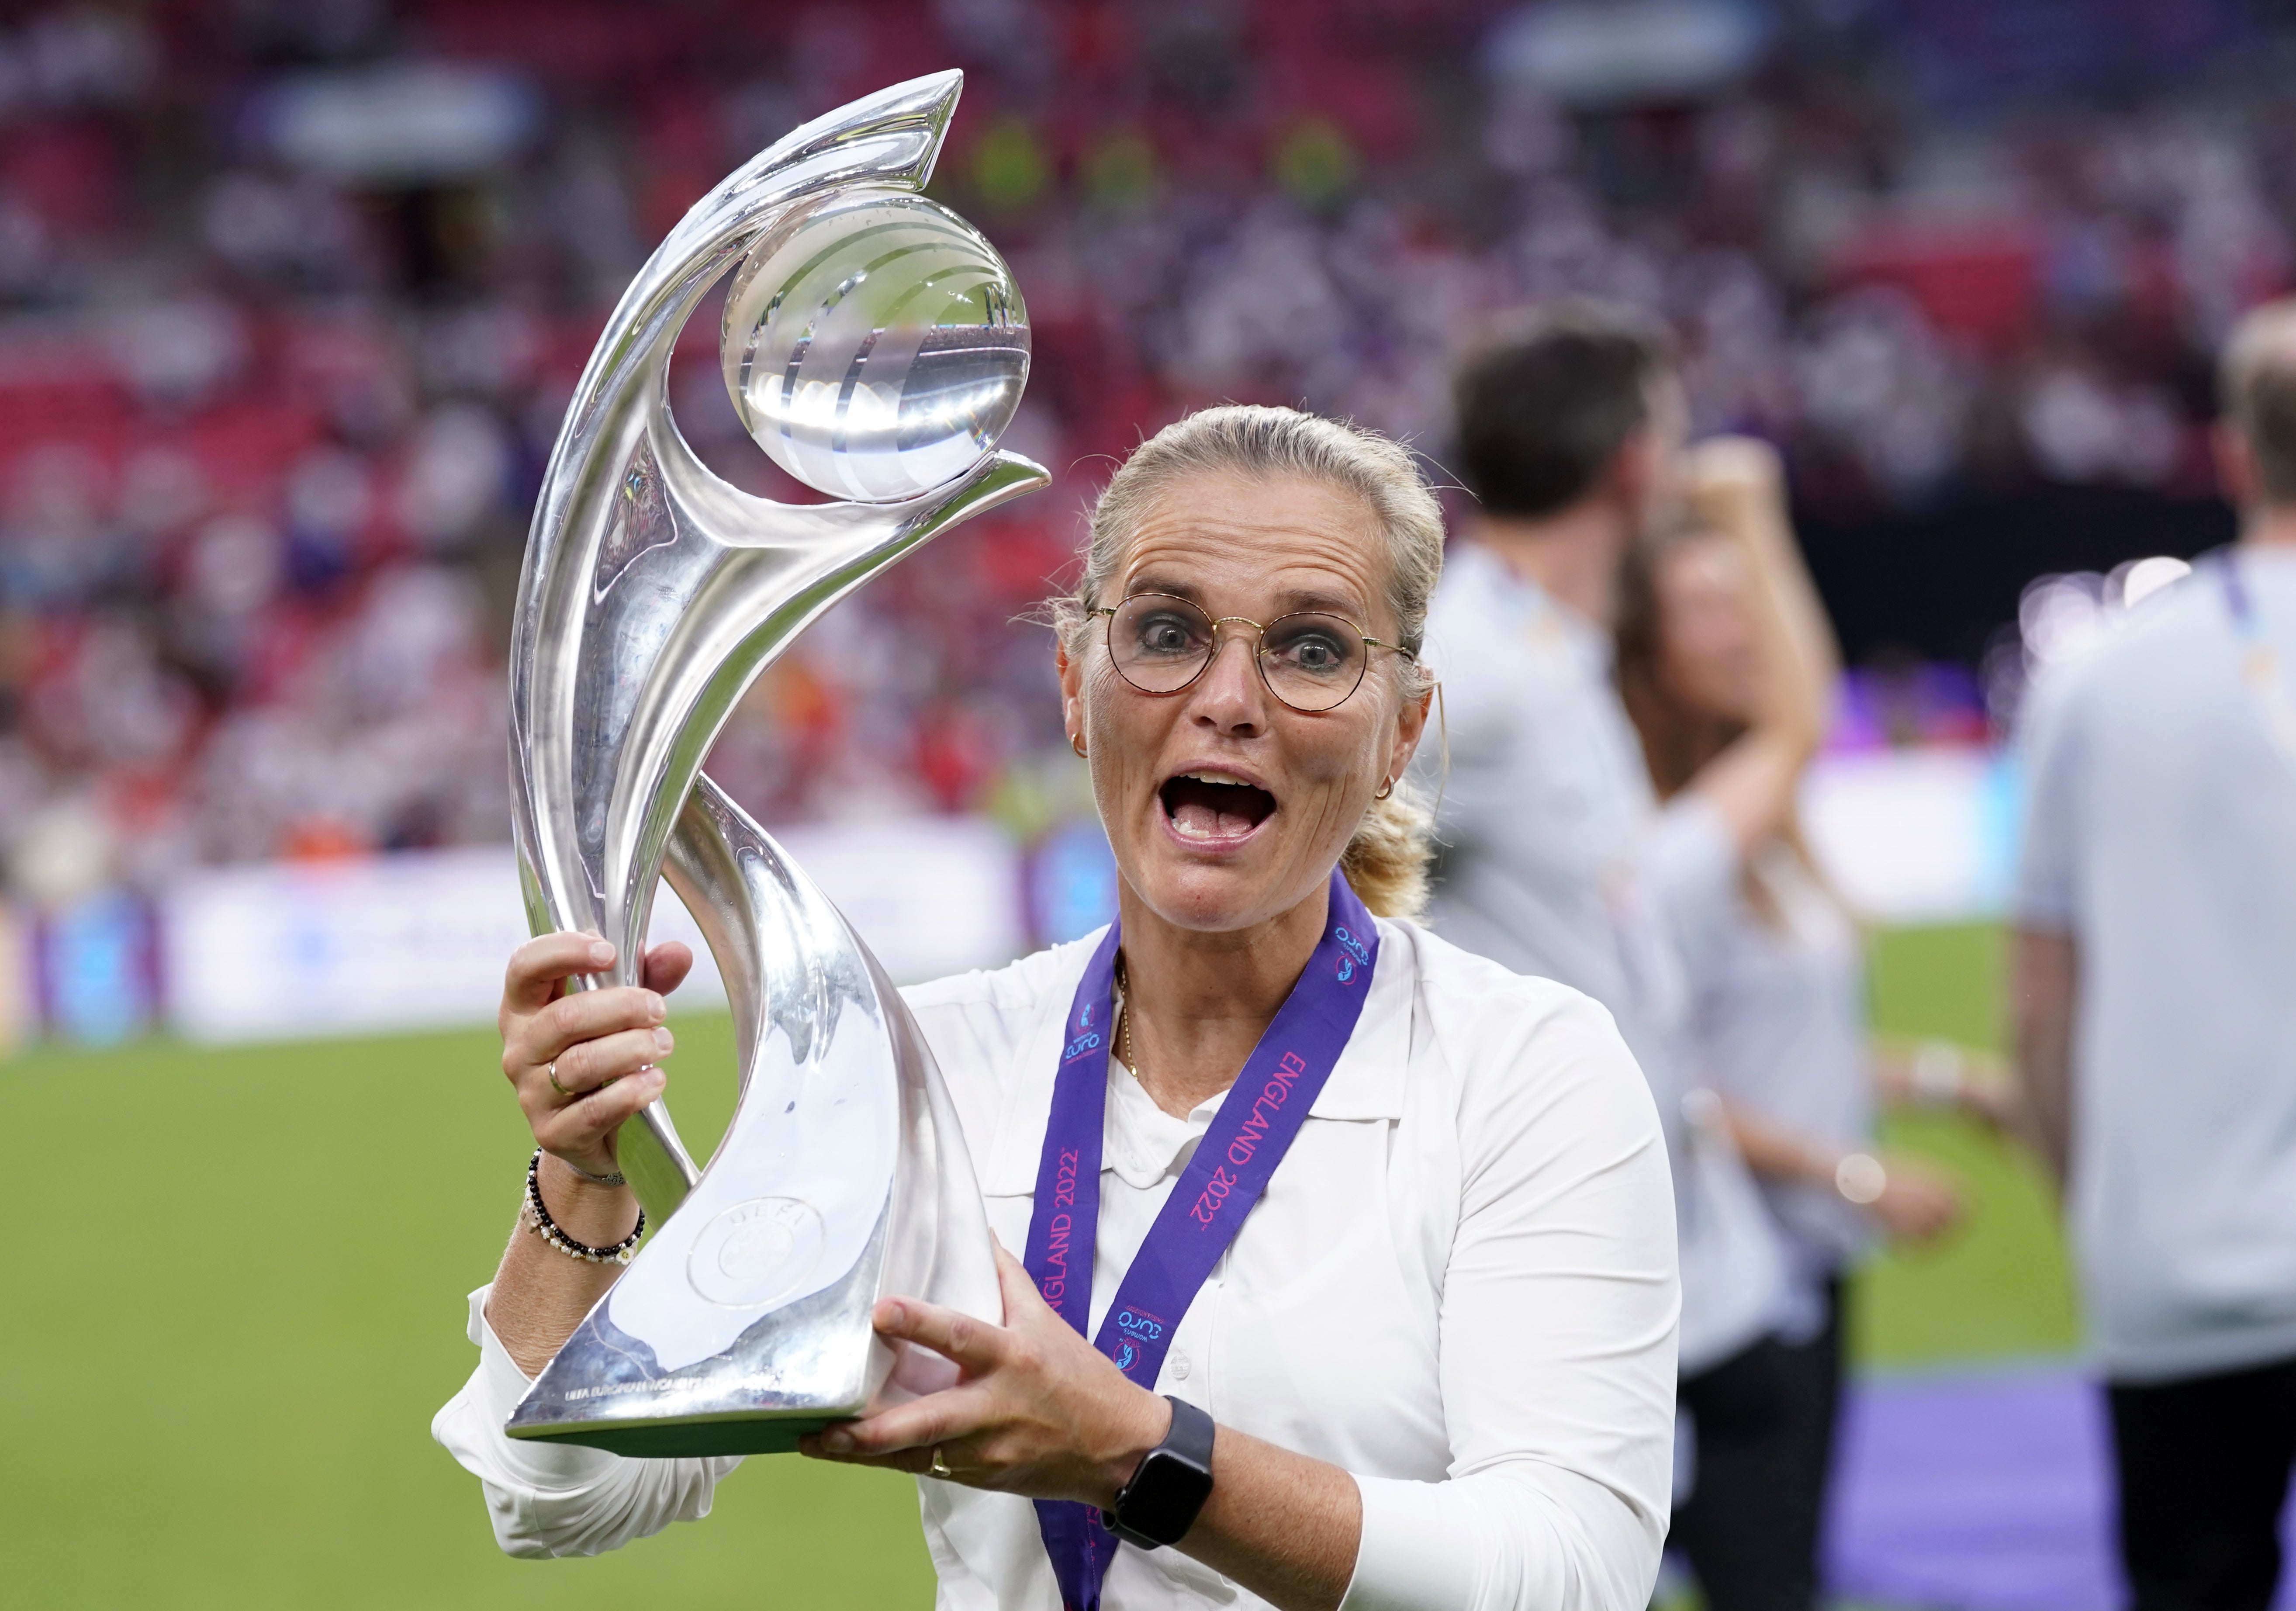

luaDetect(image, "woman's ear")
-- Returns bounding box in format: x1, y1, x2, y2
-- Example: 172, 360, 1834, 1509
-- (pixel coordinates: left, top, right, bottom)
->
1056, 634, 1084, 750
1387, 681, 1433, 783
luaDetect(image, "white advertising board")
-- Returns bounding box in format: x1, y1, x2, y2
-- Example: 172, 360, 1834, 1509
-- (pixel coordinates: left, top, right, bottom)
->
161, 816, 1023, 1044
153, 749, 2010, 1047
1802, 747, 2017, 924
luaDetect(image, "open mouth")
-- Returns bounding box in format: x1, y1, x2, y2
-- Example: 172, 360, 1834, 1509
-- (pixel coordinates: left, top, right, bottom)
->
1159, 771, 1277, 843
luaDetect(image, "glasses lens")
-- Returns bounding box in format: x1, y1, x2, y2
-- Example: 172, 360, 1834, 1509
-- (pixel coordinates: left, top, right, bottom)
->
1110, 595, 1216, 692
1258, 612, 1366, 711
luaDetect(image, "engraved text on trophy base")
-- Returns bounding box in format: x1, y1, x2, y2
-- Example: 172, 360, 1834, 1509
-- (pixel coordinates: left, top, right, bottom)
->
688, 1196, 828, 1309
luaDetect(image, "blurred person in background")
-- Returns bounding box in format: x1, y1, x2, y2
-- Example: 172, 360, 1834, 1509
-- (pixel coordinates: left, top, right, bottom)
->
2014, 297, 2296, 1611
1615, 440, 1966, 1611
1423, 302, 1825, 1611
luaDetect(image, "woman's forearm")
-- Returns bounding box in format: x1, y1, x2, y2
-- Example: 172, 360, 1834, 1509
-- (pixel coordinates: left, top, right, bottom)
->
484, 1156, 640, 1377
1743, 529, 1837, 756
485, 934, 691, 1377
1722, 1100, 1842, 1189
1715, 453, 1839, 756
1175, 1428, 1362, 1611
1683, 438, 1840, 853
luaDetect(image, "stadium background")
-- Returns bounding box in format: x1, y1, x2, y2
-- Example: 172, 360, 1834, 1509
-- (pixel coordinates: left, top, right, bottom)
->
0, 0, 2278, 1604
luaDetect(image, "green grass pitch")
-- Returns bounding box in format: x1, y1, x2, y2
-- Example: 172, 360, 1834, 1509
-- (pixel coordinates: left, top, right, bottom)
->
0, 923, 2068, 1606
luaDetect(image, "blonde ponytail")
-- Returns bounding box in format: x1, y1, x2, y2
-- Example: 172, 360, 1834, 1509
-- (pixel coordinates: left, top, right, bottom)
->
1339, 776, 1435, 920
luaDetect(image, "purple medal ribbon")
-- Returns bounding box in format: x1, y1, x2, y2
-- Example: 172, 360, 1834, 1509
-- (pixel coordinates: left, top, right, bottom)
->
1020, 868, 1380, 1611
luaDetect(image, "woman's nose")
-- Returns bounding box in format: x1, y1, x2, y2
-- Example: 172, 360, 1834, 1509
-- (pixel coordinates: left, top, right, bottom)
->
1190, 629, 1268, 727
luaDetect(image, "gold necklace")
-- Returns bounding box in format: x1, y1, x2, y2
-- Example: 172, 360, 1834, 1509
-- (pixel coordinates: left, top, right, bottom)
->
1116, 955, 1140, 1078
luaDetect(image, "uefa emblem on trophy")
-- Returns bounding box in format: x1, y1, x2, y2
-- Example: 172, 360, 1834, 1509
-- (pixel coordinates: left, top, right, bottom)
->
501, 72, 1041, 1455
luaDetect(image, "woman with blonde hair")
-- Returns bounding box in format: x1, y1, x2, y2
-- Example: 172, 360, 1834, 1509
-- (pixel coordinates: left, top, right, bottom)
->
436, 404, 1682, 1611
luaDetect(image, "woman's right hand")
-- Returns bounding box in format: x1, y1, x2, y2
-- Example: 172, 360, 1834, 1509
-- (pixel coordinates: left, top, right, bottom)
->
1685, 434, 1788, 537
498, 933, 694, 1181
1870, 1153, 1963, 1244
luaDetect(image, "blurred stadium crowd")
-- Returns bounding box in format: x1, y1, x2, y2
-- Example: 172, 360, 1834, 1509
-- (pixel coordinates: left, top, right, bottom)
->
0, 0, 2284, 909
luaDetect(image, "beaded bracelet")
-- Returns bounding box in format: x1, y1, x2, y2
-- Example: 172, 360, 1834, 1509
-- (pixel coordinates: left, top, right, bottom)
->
522, 1148, 645, 1265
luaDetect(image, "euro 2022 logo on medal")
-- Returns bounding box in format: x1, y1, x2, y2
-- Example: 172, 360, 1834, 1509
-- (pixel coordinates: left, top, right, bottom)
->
1056, 996, 1102, 1074
1110, 1307, 1167, 1376
1063, 999, 1105, 1065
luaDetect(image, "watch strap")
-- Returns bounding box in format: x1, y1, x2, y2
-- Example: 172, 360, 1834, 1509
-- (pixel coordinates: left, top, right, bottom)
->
1157, 1394, 1215, 1469
1105, 1395, 1216, 1549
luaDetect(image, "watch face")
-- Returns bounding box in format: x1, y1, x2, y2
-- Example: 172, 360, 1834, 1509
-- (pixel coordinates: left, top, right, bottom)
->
1114, 1447, 1215, 1548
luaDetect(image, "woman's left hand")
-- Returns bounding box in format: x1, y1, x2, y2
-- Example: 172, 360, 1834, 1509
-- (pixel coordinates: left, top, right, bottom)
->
800, 1243, 1172, 1508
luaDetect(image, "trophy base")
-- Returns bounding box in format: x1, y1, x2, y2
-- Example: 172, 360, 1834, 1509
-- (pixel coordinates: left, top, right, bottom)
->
507, 1410, 848, 1459
505, 1207, 896, 1459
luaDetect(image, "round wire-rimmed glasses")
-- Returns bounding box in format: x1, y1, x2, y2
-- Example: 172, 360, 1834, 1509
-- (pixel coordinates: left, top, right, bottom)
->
1092, 592, 1418, 713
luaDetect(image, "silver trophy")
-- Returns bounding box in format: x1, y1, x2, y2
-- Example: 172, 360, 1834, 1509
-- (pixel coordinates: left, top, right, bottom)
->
501, 72, 1040, 1457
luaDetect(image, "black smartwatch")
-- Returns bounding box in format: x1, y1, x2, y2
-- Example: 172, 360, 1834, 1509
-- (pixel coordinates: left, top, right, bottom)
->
1103, 1395, 1216, 1549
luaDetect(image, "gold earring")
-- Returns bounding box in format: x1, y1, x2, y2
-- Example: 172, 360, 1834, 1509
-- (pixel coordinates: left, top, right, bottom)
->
1071, 733, 1088, 759
1374, 777, 1394, 800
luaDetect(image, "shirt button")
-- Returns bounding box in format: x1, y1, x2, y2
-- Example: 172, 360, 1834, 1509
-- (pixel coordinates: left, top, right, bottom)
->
1170, 1351, 1191, 1380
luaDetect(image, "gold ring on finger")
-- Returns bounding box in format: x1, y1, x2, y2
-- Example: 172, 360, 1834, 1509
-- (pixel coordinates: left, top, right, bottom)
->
929, 1447, 952, 1480
547, 1060, 572, 1099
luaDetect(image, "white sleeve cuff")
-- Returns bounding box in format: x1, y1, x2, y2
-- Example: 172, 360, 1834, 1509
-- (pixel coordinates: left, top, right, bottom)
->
1342, 1474, 1480, 1611
432, 1283, 742, 1559
451, 1284, 627, 1490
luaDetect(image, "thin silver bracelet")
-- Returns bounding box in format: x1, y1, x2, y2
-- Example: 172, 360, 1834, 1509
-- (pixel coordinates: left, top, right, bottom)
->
559, 1155, 628, 1189
522, 1148, 644, 1265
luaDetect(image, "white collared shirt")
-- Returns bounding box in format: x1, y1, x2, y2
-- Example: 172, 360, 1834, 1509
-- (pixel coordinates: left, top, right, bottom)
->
433, 917, 1681, 1611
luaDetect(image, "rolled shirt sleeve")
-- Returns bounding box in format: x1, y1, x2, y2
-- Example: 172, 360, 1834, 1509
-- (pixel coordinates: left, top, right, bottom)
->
1342, 983, 1680, 1611
429, 1286, 743, 1559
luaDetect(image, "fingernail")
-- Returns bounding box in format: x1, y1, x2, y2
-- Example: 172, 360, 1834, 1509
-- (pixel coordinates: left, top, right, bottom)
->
643, 1067, 667, 1091
652, 1028, 674, 1055
819, 1428, 855, 1454
589, 941, 614, 967
646, 992, 666, 1021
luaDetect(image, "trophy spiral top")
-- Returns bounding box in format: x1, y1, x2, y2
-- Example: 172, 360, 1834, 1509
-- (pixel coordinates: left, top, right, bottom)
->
720, 186, 1031, 505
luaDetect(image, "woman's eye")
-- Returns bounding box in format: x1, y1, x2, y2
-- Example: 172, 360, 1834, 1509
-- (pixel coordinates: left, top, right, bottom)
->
1270, 629, 1351, 674
1134, 615, 1202, 656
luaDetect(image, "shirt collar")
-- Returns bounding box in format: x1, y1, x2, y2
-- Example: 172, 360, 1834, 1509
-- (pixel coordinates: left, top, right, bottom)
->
1102, 1058, 1215, 1188
979, 914, 1416, 1195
